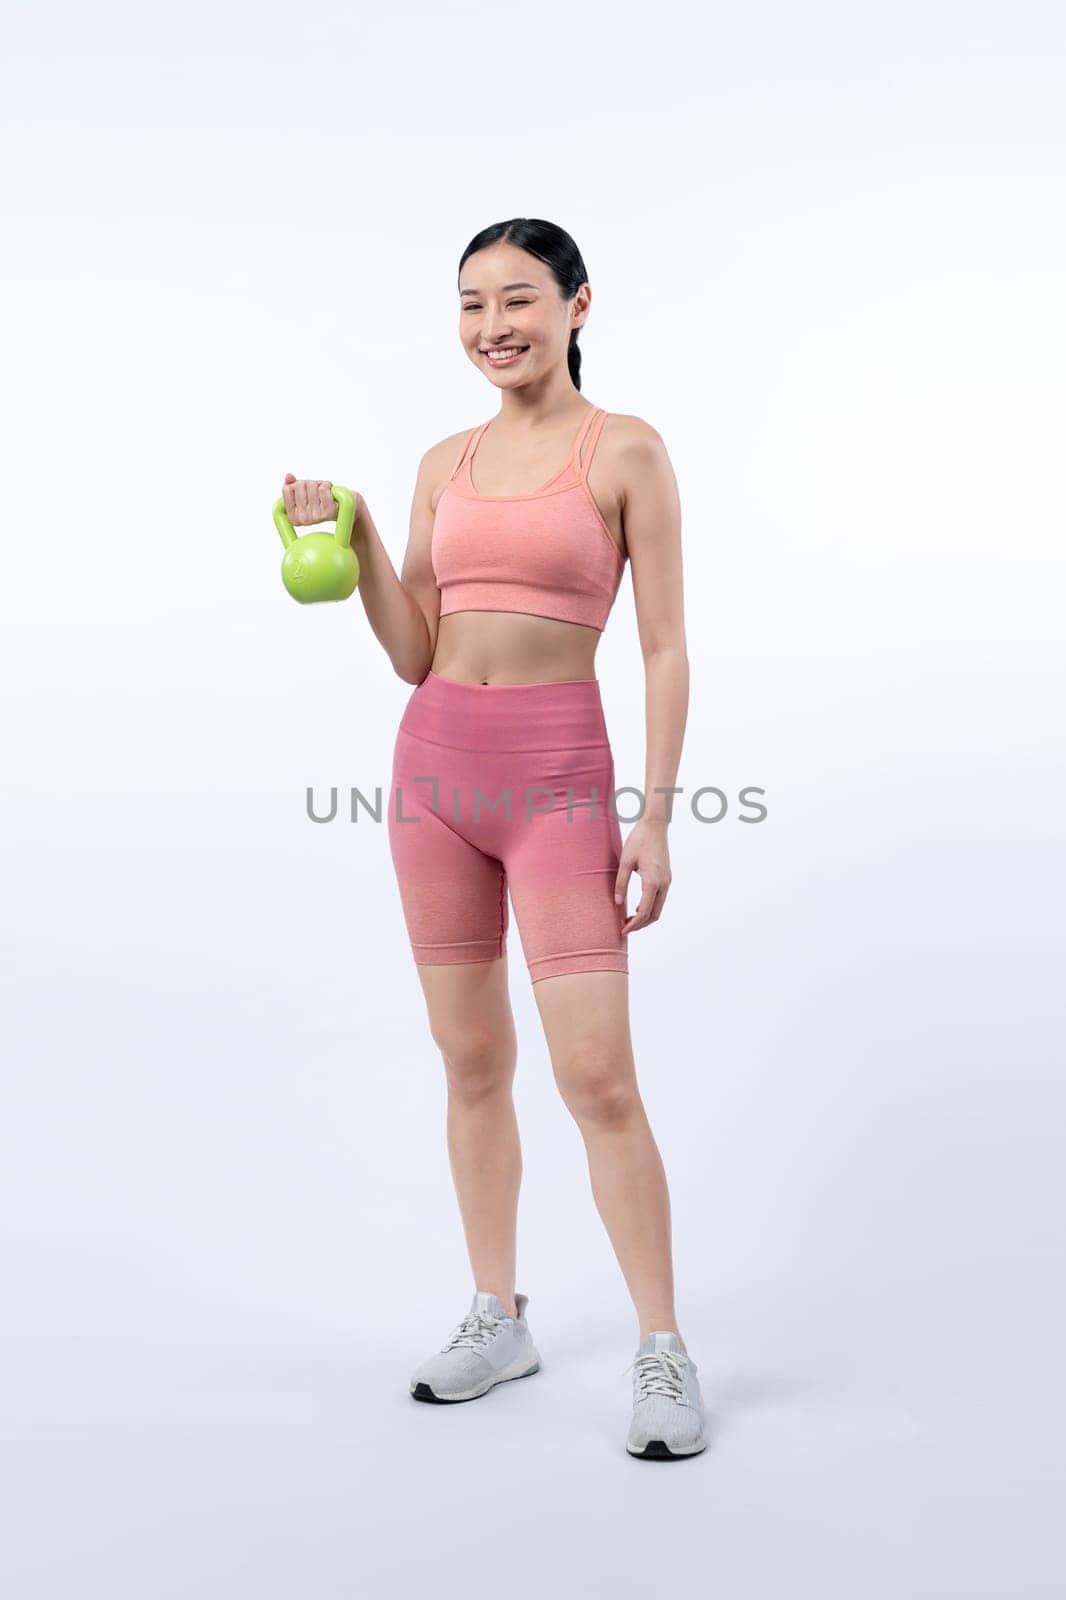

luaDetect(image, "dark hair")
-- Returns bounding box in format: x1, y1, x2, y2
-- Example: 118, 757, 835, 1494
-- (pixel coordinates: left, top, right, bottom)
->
458, 218, 590, 392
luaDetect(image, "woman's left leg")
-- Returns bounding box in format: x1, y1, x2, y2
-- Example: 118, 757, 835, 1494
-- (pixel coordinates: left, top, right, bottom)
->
530, 969, 687, 1351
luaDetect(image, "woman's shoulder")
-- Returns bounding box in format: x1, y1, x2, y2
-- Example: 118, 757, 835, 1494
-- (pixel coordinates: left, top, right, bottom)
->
423, 420, 482, 464
592, 412, 669, 495
417, 423, 483, 513
600, 411, 665, 449
599, 413, 674, 492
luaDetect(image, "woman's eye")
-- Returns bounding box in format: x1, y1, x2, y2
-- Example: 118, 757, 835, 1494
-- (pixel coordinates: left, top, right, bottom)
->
463, 300, 530, 311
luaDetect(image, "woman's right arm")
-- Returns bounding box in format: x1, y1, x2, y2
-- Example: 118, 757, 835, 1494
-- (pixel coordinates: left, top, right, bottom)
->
351, 437, 456, 685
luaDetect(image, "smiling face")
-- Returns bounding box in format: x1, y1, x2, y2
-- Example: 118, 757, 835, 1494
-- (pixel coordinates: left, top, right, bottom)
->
459, 241, 590, 387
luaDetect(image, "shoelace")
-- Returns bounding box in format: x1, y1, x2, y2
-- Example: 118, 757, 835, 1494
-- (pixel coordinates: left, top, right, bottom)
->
620, 1349, 687, 1400
443, 1310, 505, 1351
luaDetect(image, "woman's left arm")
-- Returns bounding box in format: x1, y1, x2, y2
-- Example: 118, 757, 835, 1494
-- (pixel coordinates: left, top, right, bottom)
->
612, 419, 690, 934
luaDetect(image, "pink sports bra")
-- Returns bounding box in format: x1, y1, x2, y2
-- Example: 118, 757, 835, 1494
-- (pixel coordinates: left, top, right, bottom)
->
431, 406, 627, 632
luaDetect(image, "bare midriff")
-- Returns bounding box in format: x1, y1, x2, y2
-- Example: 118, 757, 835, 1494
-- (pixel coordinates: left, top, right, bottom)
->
430, 610, 601, 687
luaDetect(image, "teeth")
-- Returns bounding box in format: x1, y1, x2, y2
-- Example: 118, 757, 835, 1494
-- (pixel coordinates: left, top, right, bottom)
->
486, 347, 526, 360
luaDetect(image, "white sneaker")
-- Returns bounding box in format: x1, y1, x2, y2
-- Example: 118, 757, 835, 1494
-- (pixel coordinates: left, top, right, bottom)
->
410, 1290, 541, 1404
624, 1330, 708, 1458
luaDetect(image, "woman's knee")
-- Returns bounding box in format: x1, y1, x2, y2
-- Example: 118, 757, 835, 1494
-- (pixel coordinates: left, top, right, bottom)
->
437, 1026, 515, 1101
554, 1052, 639, 1126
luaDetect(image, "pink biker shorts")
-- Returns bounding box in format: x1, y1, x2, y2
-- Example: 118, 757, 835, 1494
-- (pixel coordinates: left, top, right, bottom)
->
388, 669, 629, 984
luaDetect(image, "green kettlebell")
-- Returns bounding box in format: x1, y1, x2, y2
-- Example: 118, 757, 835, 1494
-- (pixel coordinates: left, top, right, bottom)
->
273, 484, 360, 603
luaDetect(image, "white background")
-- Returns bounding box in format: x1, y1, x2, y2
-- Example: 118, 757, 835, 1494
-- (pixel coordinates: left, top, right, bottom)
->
2, 1, 1064, 1594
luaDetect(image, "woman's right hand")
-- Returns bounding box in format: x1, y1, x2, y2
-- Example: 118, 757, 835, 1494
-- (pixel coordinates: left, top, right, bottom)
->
281, 473, 340, 526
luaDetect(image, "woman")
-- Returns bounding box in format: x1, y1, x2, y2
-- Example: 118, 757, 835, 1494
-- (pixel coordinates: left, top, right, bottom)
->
281, 218, 705, 1460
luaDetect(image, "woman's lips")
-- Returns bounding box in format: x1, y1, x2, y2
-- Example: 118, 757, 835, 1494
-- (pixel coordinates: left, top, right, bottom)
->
483, 346, 529, 367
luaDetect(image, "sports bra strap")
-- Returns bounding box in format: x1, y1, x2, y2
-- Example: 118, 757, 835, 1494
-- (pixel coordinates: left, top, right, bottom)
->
448, 423, 488, 483
576, 407, 609, 481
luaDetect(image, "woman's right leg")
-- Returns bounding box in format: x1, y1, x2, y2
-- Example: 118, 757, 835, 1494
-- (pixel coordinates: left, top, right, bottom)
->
414, 956, 521, 1319
388, 678, 530, 1318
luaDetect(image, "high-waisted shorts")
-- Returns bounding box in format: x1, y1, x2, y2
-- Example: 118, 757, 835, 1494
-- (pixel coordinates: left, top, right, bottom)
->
387, 669, 629, 984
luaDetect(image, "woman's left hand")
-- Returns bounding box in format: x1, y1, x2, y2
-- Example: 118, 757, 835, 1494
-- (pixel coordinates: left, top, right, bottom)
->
614, 819, 672, 933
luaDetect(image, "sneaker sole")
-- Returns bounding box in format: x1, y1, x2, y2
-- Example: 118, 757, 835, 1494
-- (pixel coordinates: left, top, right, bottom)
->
626, 1436, 707, 1459
410, 1355, 541, 1405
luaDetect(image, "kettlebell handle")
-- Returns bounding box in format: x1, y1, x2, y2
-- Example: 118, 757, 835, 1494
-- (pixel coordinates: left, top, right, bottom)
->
273, 484, 356, 551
